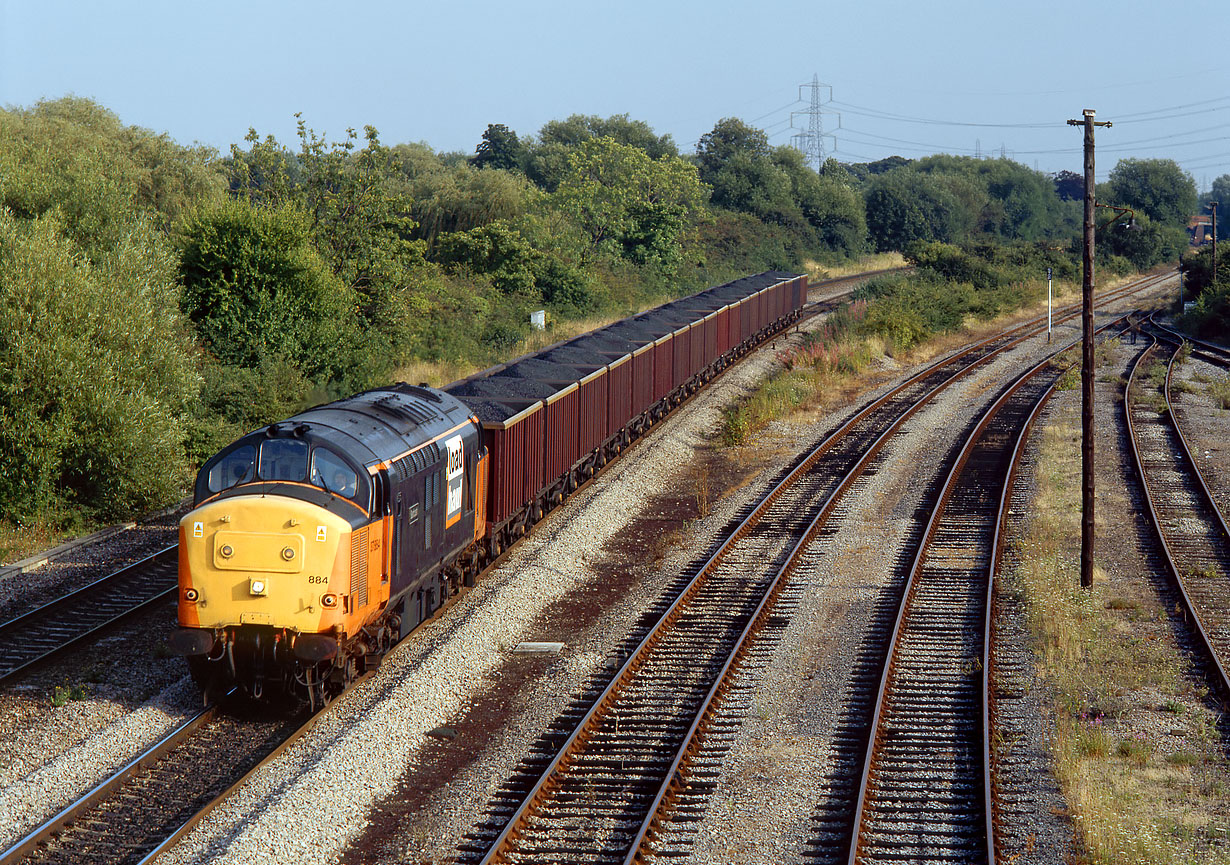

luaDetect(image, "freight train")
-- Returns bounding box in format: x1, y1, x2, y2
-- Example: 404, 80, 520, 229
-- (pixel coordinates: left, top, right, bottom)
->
169, 272, 807, 704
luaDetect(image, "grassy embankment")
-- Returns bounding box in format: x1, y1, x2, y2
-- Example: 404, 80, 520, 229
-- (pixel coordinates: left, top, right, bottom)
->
805, 251, 906, 281
0, 255, 902, 566
1009, 400, 1230, 864
395, 254, 909, 389
719, 252, 1106, 446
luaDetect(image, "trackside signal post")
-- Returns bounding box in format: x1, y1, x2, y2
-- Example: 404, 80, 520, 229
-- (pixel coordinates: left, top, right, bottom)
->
1068, 109, 1112, 590
1047, 266, 1053, 342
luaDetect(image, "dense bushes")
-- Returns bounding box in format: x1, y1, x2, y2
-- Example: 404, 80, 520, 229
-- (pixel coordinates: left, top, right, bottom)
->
0, 209, 199, 522
1178, 245, 1230, 340
853, 242, 1065, 353
0, 96, 1198, 540
1179, 284, 1230, 340
0, 101, 214, 525
179, 200, 369, 380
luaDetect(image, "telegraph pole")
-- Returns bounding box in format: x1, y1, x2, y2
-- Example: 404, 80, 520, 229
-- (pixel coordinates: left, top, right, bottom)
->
1211, 201, 1218, 286
1067, 108, 1111, 590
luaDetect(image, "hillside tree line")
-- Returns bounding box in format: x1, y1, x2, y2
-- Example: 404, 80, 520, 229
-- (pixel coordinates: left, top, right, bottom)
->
0, 97, 1207, 533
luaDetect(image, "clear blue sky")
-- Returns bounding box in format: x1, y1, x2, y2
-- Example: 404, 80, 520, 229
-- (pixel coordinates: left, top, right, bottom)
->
2, 0, 1227, 185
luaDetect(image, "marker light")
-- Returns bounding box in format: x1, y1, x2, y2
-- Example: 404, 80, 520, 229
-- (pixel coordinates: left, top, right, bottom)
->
249, 578, 267, 596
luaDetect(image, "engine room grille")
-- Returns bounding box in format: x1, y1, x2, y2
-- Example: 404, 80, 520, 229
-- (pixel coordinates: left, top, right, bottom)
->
350, 529, 368, 609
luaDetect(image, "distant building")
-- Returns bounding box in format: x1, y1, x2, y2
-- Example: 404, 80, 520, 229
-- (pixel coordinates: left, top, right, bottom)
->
1189, 215, 1213, 245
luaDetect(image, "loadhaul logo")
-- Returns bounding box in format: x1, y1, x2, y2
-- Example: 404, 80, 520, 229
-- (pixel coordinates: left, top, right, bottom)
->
445, 435, 464, 528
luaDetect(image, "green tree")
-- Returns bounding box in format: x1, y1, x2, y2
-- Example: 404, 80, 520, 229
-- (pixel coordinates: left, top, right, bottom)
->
864, 168, 972, 252
436, 220, 542, 295
772, 147, 866, 255
1, 98, 225, 254
0, 209, 199, 520
1106, 158, 1197, 227
528, 114, 678, 191
178, 199, 369, 384
540, 114, 676, 158
1053, 169, 1084, 202
1100, 211, 1186, 270
405, 159, 538, 250
1204, 174, 1230, 240
472, 123, 527, 172
696, 118, 771, 176
551, 137, 706, 269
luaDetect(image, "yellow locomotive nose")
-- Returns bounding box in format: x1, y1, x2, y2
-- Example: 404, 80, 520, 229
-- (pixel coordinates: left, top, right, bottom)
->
178, 496, 351, 633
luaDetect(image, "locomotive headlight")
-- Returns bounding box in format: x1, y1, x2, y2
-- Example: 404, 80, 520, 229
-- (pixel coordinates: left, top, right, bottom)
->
249, 578, 268, 596
183, 588, 199, 602
321, 593, 338, 608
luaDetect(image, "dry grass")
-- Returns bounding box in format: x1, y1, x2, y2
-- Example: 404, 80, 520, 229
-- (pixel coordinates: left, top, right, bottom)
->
390, 311, 638, 386
1010, 417, 1230, 864
0, 520, 76, 567
1208, 375, 1230, 411
720, 271, 1143, 448
693, 460, 713, 519
805, 252, 907, 282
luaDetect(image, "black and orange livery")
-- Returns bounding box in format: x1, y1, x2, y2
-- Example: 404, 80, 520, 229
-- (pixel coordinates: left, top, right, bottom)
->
172, 383, 484, 702
172, 272, 806, 703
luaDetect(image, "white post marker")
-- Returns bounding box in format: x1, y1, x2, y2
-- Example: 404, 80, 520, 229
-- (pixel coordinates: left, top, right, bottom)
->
1046, 266, 1053, 342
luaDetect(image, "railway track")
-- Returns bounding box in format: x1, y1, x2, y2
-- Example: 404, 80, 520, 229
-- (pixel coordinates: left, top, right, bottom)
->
0, 269, 889, 694
843, 338, 1080, 865
1146, 315, 1230, 367
0, 271, 1169, 696
0, 694, 330, 865
463, 274, 1156, 864
1125, 332, 1230, 697
0, 272, 1168, 865
0, 549, 178, 686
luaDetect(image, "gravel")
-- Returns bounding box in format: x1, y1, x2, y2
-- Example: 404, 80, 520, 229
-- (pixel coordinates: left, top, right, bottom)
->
0, 505, 198, 852
0, 505, 184, 624
153, 307, 843, 865
1168, 351, 1230, 519
0, 275, 1177, 865
0, 677, 199, 851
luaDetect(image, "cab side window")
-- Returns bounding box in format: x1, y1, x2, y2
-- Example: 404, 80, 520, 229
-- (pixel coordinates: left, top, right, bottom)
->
311, 447, 358, 498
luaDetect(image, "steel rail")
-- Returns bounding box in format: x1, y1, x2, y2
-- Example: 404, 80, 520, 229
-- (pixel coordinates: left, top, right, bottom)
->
1, 701, 220, 864
475, 273, 1161, 863
623, 277, 1169, 862
131, 674, 370, 865
619, 309, 1019, 865
0, 274, 862, 691
0, 270, 1168, 694
982, 342, 1071, 864
1147, 314, 1230, 366
0, 548, 178, 686
1124, 336, 1230, 701
845, 315, 1130, 865
1157, 331, 1230, 546
0, 270, 1170, 865
1, 673, 370, 865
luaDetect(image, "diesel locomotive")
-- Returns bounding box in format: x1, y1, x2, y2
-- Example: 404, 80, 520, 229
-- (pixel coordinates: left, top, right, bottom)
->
170, 272, 807, 704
